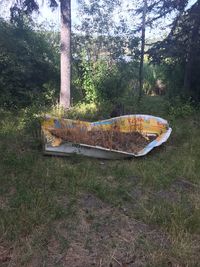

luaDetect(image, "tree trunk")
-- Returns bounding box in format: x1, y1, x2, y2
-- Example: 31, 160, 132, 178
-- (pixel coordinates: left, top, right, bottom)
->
60, 0, 71, 108
139, 0, 147, 100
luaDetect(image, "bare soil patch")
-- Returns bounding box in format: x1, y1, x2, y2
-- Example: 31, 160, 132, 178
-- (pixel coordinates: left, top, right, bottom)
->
52, 193, 171, 267
0, 244, 13, 266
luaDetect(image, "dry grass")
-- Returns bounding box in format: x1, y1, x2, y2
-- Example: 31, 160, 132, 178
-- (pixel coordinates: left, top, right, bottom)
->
49, 125, 151, 154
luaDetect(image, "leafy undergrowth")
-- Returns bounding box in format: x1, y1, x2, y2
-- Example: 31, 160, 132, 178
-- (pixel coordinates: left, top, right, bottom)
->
0, 98, 200, 267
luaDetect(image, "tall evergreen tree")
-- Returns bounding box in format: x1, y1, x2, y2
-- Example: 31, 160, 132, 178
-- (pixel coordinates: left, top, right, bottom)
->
149, 0, 200, 100
134, 0, 189, 97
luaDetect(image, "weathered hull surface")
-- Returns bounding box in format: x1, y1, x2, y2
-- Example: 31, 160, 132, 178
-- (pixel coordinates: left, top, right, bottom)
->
42, 115, 172, 159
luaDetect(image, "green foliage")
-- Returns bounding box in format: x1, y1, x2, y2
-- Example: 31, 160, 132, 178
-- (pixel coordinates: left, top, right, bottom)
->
80, 50, 98, 103
78, 0, 120, 36
148, 1, 200, 101
167, 97, 195, 119
143, 62, 156, 94
72, 53, 140, 105
97, 63, 126, 102
48, 101, 113, 121
0, 18, 59, 108
94, 61, 139, 104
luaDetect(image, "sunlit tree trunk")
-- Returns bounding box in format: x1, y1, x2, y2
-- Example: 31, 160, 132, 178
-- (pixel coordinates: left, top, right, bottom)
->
139, 0, 147, 100
60, 0, 71, 108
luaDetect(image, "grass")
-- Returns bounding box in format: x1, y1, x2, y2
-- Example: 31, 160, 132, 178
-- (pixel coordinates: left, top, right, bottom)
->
0, 97, 200, 266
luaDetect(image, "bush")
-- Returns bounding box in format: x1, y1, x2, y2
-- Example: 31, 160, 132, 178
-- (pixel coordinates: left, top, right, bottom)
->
167, 97, 195, 118
0, 19, 59, 108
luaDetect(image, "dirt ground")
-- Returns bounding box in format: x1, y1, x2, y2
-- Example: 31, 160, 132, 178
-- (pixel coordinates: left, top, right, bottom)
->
1, 179, 199, 267
6, 194, 171, 267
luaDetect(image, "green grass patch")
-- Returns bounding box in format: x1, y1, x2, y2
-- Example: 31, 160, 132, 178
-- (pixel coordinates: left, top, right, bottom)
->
0, 97, 200, 266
